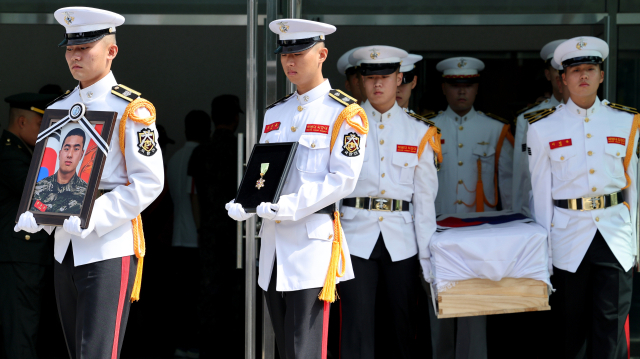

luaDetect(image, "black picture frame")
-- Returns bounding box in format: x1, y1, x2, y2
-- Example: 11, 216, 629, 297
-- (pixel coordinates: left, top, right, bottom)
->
16, 109, 117, 228
234, 142, 298, 213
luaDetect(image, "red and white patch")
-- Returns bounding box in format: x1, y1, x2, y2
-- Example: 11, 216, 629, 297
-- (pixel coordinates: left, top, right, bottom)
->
305, 124, 329, 134
34, 200, 47, 212
607, 137, 625, 145
397, 145, 418, 154
549, 139, 572, 150
264, 122, 281, 133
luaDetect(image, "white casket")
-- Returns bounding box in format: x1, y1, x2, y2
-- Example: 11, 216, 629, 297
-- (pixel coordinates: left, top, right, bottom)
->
427, 211, 552, 318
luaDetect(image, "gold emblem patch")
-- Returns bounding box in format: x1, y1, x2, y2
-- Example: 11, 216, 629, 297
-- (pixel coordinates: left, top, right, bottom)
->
278, 22, 289, 33
341, 132, 361, 157
576, 39, 587, 50
63, 12, 74, 25
457, 58, 467, 68
137, 128, 158, 156
370, 48, 380, 60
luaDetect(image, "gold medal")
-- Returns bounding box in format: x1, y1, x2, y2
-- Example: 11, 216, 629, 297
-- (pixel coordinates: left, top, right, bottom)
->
256, 163, 269, 190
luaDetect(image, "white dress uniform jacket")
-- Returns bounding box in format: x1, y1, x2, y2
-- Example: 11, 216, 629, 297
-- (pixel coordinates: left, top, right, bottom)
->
432, 106, 514, 215
47, 71, 164, 266
341, 101, 438, 263
512, 97, 561, 217
257, 80, 367, 292
528, 98, 638, 272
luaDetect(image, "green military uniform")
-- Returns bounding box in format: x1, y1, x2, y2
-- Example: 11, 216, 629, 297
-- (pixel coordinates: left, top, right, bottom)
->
30, 172, 87, 214
0, 130, 53, 358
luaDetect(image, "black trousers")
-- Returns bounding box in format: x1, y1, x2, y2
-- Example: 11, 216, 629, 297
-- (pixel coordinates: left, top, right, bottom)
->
0, 262, 46, 359
550, 230, 632, 359
264, 259, 329, 359
339, 235, 419, 359
54, 244, 137, 359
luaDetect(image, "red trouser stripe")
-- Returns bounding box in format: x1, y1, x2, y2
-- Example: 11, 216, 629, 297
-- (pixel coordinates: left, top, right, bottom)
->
321, 301, 330, 359
626, 314, 630, 359
111, 256, 130, 359
339, 296, 343, 359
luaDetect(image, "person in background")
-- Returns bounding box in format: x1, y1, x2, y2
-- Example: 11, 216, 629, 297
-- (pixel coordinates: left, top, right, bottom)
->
337, 47, 365, 104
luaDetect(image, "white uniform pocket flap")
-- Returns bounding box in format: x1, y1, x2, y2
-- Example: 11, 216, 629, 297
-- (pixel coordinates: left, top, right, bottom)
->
549, 147, 576, 163
472, 144, 496, 158
401, 211, 414, 223
306, 219, 335, 241
552, 209, 570, 229
604, 143, 625, 158
392, 152, 419, 168
298, 134, 330, 150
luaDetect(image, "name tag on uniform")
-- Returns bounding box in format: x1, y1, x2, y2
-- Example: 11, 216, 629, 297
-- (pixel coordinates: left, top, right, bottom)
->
397, 145, 418, 153
265, 122, 281, 133
549, 139, 572, 150
305, 124, 329, 134
607, 137, 625, 145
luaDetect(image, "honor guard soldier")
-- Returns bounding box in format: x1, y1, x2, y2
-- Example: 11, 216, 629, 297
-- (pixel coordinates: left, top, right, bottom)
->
529, 37, 637, 358
0, 93, 57, 359
432, 57, 514, 215
512, 39, 566, 217
338, 46, 440, 359
337, 47, 365, 104
225, 19, 368, 359
14, 7, 164, 359
396, 53, 423, 113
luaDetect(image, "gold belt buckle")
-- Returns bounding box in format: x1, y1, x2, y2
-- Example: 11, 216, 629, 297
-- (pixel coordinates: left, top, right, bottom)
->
370, 197, 392, 212
582, 195, 605, 211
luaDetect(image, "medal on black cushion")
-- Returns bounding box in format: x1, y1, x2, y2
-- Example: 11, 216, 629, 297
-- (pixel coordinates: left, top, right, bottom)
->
256, 163, 269, 190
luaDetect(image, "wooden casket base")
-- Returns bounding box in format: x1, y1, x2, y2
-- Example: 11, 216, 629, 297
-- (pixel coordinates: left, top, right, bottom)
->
436, 278, 550, 319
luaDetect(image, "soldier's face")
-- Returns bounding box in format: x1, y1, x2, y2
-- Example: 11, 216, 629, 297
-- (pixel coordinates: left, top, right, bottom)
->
546, 67, 561, 95
280, 44, 327, 86
363, 71, 403, 107
65, 37, 118, 86
442, 83, 478, 113
59, 135, 84, 175
20, 112, 43, 147
562, 64, 604, 99
396, 76, 417, 109
345, 73, 363, 103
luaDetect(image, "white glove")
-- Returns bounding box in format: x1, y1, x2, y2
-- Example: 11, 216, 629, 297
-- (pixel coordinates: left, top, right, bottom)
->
226, 200, 254, 221
13, 212, 44, 233
62, 216, 95, 239
256, 202, 279, 220
420, 258, 434, 283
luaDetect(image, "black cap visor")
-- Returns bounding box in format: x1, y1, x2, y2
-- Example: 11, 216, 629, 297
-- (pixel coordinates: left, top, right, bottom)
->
401, 70, 416, 84
274, 36, 323, 54
359, 63, 400, 76
442, 75, 480, 84
562, 56, 603, 68
58, 28, 114, 47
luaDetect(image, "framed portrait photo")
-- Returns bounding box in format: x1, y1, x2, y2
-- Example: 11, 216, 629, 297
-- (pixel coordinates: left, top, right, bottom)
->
16, 104, 117, 228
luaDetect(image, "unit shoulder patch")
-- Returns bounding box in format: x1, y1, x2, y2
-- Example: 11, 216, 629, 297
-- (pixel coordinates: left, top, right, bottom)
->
606, 102, 638, 115
484, 112, 510, 125
265, 93, 294, 110
516, 101, 542, 116
528, 108, 556, 125
329, 89, 358, 107
137, 127, 158, 156
46, 90, 72, 108
341, 132, 361, 157
111, 84, 141, 102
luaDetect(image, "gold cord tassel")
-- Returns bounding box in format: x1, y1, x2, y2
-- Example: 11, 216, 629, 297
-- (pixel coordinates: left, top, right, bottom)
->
318, 211, 347, 302
118, 98, 156, 302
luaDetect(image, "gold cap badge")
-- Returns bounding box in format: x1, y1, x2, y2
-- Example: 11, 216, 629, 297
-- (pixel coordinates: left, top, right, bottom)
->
370, 48, 380, 60
576, 39, 587, 50
63, 12, 74, 25
457, 58, 467, 68
278, 22, 289, 33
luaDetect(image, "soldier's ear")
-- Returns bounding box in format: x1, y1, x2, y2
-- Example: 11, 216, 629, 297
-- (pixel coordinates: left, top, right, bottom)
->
17, 115, 27, 129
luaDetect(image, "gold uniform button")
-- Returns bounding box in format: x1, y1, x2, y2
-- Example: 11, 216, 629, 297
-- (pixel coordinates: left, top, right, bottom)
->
560, 156, 565, 160
458, 179, 463, 184
586, 133, 592, 138
291, 126, 297, 132
340, 212, 344, 218
25, 235, 30, 240
459, 126, 464, 130
379, 216, 384, 222
588, 151, 593, 156
585, 118, 590, 123
458, 161, 463, 166
275, 220, 281, 224
329, 234, 333, 239
379, 124, 384, 129
458, 143, 463, 148
381, 190, 386, 195
551, 223, 554, 227
595, 217, 600, 222
592, 187, 597, 192
457, 200, 463, 204
381, 156, 384, 161
617, 152, 620, 156
297, 106, 303, 112
590, 169, 595, 174
265, 140, 269, 143
381, 173, 385, 178
404, 163, 408, 167
380, 140, 384, 145
311, 143, 316, 148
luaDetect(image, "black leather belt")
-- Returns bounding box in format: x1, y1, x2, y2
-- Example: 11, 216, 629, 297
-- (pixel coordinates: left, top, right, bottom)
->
342, 197, 410, 212
315, 204, 336, 215
554, 191, 624, 211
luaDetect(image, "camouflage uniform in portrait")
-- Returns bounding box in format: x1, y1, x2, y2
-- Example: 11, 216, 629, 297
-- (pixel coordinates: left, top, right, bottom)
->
30, 172, 87, 214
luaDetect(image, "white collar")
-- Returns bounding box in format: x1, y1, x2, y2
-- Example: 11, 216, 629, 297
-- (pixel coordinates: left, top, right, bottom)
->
444, 106, 477, 122
295, 79, 331, 106
362, 101, 402, 123
77, 71, 117, 104
565, 96, 601, 117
